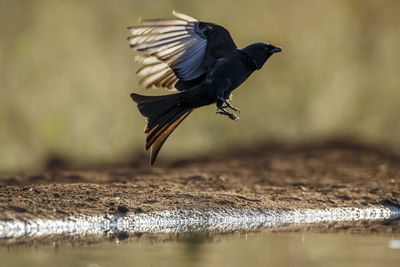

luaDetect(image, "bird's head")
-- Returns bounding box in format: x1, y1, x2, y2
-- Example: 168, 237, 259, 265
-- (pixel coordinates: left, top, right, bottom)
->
241, 43, 283, 70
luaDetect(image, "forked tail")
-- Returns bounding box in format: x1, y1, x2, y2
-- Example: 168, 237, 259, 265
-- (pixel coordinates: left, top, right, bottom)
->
130, 93, 194, 165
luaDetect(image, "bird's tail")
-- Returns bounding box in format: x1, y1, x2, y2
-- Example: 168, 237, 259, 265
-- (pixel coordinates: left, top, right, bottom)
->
130, 93, 194, 165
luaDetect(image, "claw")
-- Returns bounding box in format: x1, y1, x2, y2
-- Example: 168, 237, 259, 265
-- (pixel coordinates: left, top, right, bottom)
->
216, 107, 239, 121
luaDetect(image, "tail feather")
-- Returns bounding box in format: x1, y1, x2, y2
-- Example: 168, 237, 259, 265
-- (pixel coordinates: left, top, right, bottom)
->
130, 93, 193, 165
145, 107, 190, 149
145, 106, 180, 142
149, 109, 193, 165
131, 93, 179, 131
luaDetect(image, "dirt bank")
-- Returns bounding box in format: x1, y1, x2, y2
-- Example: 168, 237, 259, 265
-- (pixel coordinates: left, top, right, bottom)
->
1, 141, 399, 221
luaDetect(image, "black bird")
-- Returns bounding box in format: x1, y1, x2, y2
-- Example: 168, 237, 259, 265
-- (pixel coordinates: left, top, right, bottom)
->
128, 11, 282, 165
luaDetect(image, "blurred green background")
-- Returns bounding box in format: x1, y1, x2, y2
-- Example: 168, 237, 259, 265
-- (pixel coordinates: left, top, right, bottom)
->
1, 0, 399, 174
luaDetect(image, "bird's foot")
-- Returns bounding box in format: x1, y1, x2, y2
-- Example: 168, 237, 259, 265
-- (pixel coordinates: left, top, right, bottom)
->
222, 104, 240, 113
218, 97, 240, 113
216, 107, 239, 121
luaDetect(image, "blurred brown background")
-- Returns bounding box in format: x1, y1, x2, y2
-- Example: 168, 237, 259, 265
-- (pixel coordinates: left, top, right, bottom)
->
0, 0, 399, 174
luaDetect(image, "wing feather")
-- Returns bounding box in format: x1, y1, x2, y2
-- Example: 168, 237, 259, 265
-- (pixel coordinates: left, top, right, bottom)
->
135, 36, 193, 53
128, 11, 206, 90
134, 55, 159, 65
128, 11, 237, 91
139, 68, 171, 89
172, 10, 198, 22
136, 62, 169, 77
128, 25, 186, 35
128, 32, 189, 47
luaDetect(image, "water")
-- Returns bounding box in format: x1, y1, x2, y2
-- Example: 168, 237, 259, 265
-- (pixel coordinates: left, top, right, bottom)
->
1, 206, 399, 266
2, 206, 399, 238
1, 232, 400, 267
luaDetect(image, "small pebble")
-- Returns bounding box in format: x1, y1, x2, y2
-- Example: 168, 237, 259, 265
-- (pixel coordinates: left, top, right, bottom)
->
117, 205, 129, 213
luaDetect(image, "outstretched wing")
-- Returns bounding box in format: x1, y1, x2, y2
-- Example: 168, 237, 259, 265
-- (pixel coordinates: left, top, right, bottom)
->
127, 11, 237, 91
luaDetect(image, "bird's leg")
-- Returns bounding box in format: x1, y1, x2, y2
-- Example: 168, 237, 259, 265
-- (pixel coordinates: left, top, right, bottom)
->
216, 99, 239, 121
222, 99, 240, 114
215, 79, 239, 120
217, 96, 240, 113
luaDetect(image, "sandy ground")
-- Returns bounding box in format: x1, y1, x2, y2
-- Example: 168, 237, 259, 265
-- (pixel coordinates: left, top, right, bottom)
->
1, 141, 399, 222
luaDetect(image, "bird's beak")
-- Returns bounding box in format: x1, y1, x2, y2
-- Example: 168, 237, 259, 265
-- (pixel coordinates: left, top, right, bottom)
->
271, 46, 283, 53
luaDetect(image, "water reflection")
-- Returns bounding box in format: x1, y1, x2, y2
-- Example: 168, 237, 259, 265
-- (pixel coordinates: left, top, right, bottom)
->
1, 231, 400, 267
183, 232, 206, 264
2, 206, 399, 242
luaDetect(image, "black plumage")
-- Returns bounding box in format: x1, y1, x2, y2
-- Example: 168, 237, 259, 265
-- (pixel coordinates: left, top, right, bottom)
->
128, 11, 282, 165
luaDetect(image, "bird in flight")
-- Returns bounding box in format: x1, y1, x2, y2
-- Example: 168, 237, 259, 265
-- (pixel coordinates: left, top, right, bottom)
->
128, 11, 282, 165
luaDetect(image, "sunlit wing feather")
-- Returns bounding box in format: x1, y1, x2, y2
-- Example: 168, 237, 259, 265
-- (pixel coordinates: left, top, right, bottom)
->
128, 11, 207, 90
